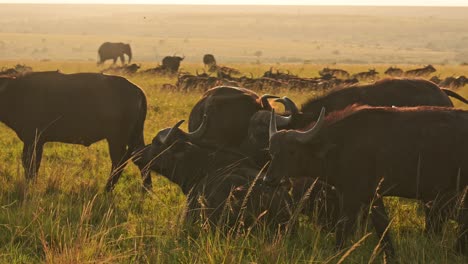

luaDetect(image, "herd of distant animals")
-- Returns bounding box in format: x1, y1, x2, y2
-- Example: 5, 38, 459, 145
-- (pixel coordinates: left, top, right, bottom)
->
0, 41, 468, 258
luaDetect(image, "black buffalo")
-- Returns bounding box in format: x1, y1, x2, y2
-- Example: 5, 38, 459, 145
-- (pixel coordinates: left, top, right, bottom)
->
203, 54, 216, 68
0, 71, 148, 191
264, 105, 468, 256
246, 78, 468, 162
162, 56, 185, 74
97, 42, 132, 65
188, 86, 278, 148
136, 118, 298, 228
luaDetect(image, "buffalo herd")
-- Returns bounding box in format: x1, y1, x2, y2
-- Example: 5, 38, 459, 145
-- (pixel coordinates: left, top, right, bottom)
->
0, 61, 467, 258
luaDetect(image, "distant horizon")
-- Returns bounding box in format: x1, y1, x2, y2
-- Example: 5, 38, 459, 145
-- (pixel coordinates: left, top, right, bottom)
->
1, 0, 468, 7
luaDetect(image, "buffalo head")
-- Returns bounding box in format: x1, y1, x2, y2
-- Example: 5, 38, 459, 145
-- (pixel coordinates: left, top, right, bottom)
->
136, 116, 207, 173
263, 107, 327, 186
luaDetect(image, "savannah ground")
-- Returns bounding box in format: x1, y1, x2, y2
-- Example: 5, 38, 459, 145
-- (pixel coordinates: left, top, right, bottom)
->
0, 61, 467, 263
1, 4, 468, 263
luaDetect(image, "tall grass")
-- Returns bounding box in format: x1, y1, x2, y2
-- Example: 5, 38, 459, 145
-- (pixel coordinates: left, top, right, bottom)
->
0, 61, 467, 263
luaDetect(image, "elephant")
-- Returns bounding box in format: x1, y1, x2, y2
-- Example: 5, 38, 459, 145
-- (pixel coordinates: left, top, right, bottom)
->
97, 42, 132, 65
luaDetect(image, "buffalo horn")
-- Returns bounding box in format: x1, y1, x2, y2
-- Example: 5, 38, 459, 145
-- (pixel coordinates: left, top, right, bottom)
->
275, 97, 299, 114
269, 109, 278, 140
275, 114, 291, 127
293, 107, 326, 143
260, 94, 279, 110
160, 120, 185, 144
186, 114, 207, 140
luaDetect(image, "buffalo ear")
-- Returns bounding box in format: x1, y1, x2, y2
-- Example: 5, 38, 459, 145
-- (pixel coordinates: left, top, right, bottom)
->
315, 143, 336, 159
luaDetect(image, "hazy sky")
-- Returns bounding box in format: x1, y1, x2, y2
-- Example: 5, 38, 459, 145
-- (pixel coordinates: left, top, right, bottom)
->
1, 0, 467, 6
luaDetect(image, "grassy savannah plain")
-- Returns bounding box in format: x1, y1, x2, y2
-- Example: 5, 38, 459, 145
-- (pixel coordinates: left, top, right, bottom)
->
0, 60, 467, 263
0, 3, 468, 263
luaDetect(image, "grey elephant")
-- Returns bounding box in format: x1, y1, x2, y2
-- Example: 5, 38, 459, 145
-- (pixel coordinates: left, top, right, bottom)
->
97, 42, 132, 65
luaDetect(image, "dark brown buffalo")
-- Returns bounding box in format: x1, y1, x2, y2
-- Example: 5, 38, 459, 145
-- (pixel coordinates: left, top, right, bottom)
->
264, 105, 468, 256
188, 86, 278, 147
203, 54, 216, 68
298, 78, 468, 124
98, 42, 132, 65
135, 119, 334, 229
0, 71, 148, 191
246, 78, 468, 161
405, 65, 436, 76
162, 56, 184, 74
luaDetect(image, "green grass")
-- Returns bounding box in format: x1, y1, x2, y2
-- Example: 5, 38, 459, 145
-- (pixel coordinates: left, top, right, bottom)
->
0, 61, 467, 263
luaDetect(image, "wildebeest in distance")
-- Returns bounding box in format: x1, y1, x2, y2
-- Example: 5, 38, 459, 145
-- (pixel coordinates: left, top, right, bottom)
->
384, 66, 403, 76
0, 71, 148, 191
162, 55, 185, 74
405, 65, 436, 76
97, 42, 132, 65
264, 105, 468, 256
352, 69, 379, 80
203, 54, 216, 68
319, 67, 350, 78
188, 86, 278, 148
439, 76, 468, 89
101, 63, 141, 75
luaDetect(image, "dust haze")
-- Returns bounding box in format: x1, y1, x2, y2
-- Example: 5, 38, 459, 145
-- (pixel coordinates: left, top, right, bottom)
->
0, 4, 467, 64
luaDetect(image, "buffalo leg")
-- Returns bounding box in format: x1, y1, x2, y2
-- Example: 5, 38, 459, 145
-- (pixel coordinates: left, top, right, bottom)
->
105, 140, 129, 192
335, 197, 359, 250
22, 141, 44, 180
456, 187, 468, 254
127, 130, 152, 191
424, 195, 451, 234
370, 196, 395, 258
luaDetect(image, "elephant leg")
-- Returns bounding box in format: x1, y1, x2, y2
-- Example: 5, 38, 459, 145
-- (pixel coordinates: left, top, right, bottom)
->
119, 55, 125, 65
22, 141, 44, 180
105, 138, 130, 192
113, 57, 117, 64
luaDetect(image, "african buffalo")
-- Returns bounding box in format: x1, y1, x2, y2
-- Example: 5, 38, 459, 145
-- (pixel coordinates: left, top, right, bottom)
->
188, 86, 278, 147
0, 71, 148, 191
203, 54, 216, 68
246, 78, 468, 161
136, 119, 334, 229
162, 55, 184, 74
297, 78, 468, 125
264, 105, 468, 256
97, 42, 132, 65
405, 65, 436, 76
